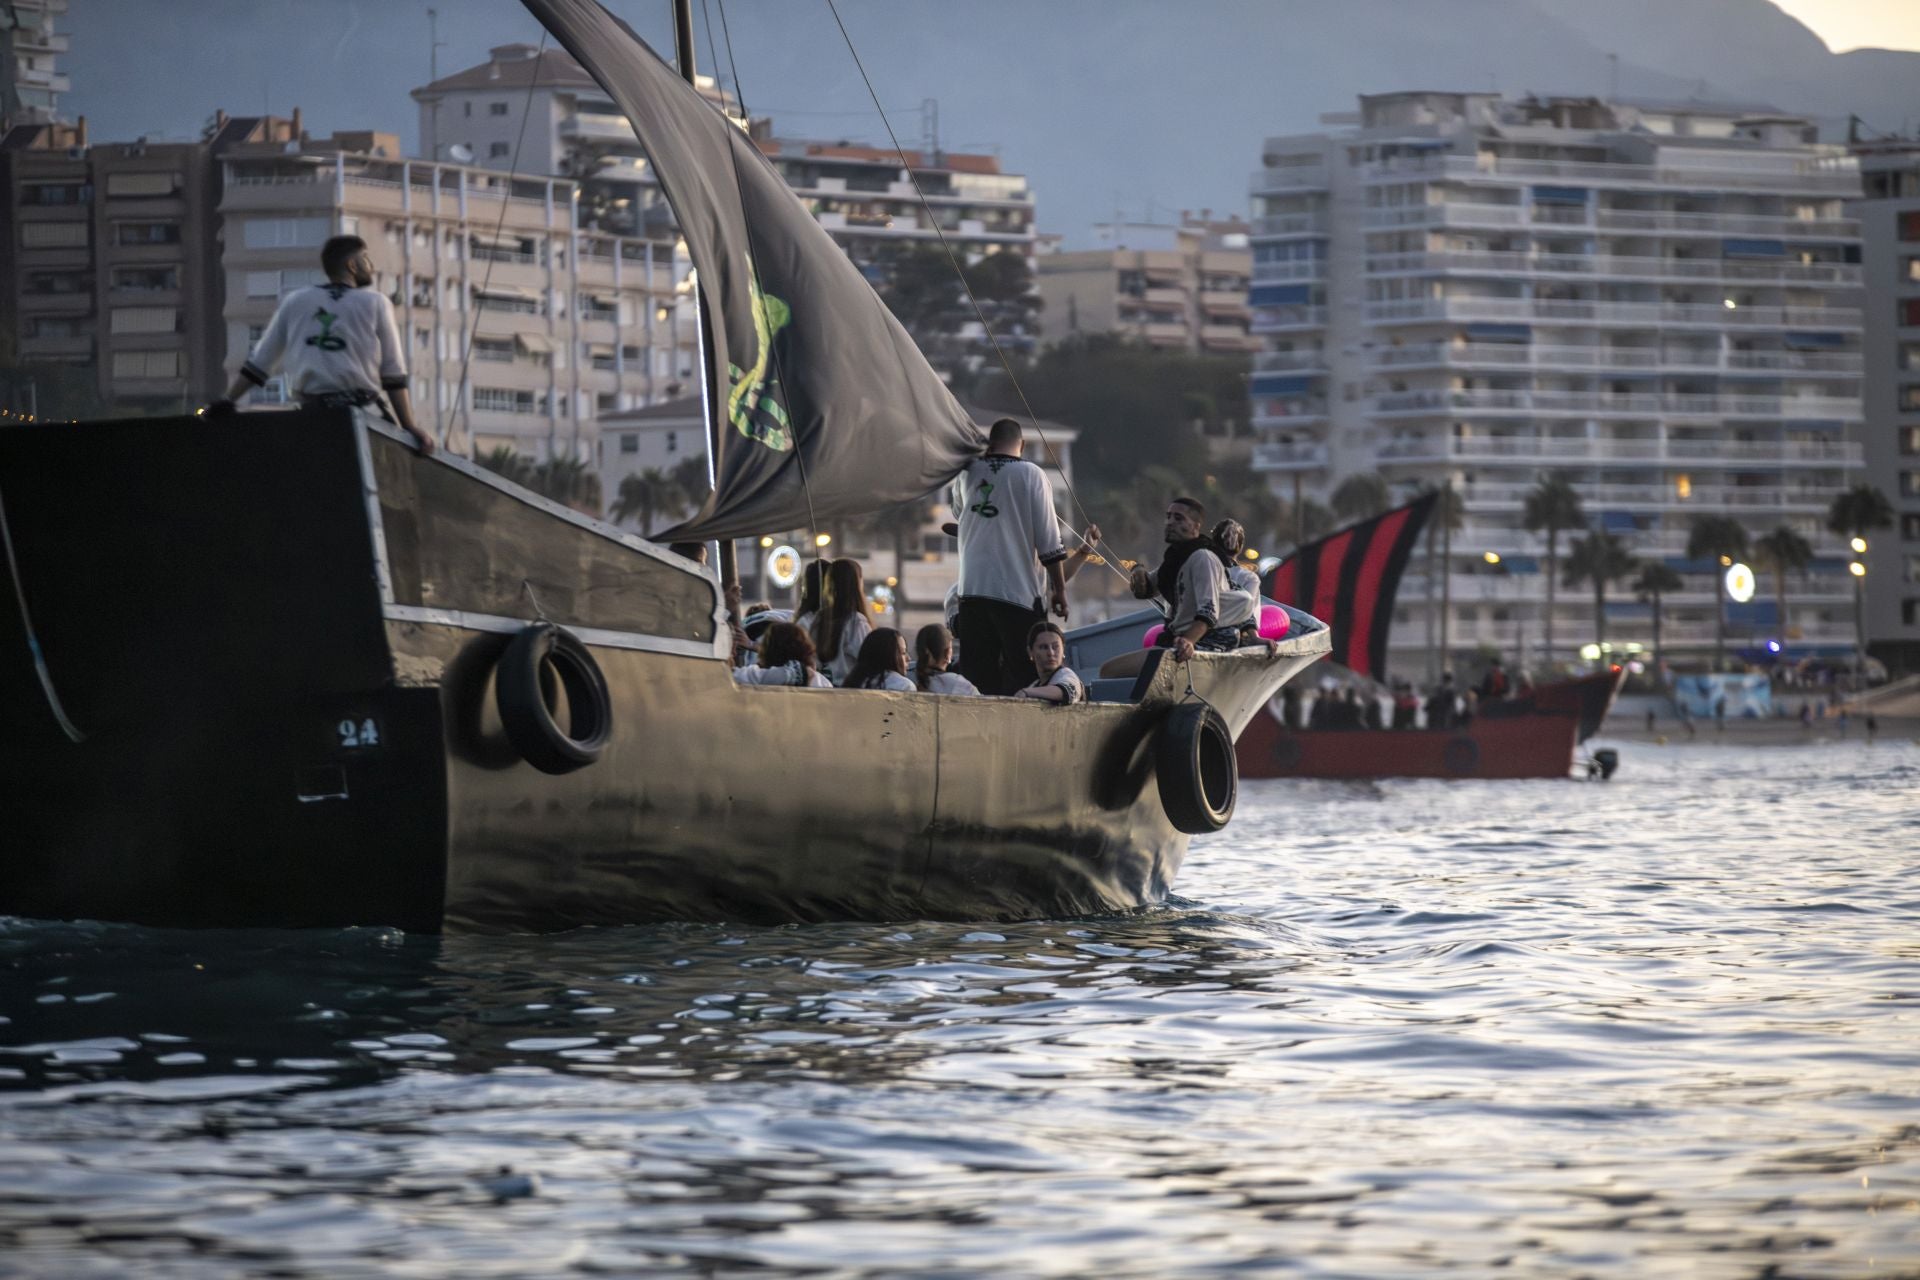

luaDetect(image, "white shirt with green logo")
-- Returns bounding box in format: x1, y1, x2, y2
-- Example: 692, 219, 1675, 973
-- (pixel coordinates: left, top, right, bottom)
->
947, 454, 1068, 610
240, 282, 409, 399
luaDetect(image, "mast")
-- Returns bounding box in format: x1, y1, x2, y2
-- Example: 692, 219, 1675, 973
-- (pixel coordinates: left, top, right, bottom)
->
1439, 479, 1452, 677
669, 0, 741, 610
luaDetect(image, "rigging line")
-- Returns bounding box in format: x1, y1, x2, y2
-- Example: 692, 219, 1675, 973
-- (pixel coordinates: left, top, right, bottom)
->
453, 29, 549, 462
818, 0, 1137, 588
710, 0, 824, 562
0, 477, 85, 743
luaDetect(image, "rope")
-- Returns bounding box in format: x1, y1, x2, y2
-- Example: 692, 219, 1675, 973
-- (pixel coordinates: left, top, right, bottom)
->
452, 30, 549, 461
819, 0, 1136, 588
0, 476, 84, 743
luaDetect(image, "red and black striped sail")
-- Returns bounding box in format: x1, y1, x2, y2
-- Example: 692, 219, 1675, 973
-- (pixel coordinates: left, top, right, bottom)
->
1266, 492, 1437, 681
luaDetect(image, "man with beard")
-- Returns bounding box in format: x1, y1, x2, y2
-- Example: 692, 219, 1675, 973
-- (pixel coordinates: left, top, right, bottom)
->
1101, 496, 1254, 677
208, 235, 434, 455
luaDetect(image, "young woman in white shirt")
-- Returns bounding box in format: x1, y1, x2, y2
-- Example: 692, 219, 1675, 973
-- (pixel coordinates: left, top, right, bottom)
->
1016, 620, 1084, 705
842, 627, 916, 692
809, 558, 872, 686
732, 621, 833, 688
910, 623, 981, 696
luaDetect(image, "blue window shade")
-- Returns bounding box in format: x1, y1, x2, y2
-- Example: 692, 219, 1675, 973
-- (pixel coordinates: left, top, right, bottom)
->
1531, 185, 1588, 204
1784, 330, 1845, 349
1252, 374, 1315, 395
1723, 238, 1786, 258
1250, 284, 1310, 306
1503, 556, 1540, 575
1600, 510, 1637, 532
1465, 322, 1531, 342
1727, 600, 1779, 628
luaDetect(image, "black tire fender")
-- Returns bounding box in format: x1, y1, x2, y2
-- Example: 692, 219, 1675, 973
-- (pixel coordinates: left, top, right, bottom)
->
1156, 701, 1238, 834
494, 622, 612, 775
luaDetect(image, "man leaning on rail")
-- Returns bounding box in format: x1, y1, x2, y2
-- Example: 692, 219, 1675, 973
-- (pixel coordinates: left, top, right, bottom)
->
206, 235, 435, 456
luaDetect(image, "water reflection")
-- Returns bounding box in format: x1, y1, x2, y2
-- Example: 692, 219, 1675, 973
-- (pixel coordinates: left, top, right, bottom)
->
2, 742, 1918, 1276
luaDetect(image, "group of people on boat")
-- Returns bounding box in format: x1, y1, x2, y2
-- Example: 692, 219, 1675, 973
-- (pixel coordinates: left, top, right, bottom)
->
1278, 657, 1536, 732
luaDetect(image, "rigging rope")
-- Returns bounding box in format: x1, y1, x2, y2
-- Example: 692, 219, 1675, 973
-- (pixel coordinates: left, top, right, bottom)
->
452, 30, 549, 462
818, 0, 1137, 588
0, 477, 85, 743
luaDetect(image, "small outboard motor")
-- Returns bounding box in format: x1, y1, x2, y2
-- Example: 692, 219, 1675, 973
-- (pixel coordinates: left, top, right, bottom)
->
1589, 748, 1620, 781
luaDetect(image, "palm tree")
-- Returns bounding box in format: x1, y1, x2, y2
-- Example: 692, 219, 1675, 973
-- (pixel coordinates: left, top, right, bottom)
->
532, 456, 602, 514
1521, 473, 1587, 668
1329, 471, 1391, 522
1561, 529, 1636, 653
1751, 525, 1813, 641
610, 467, 687, 537
1686, 514, 1749, 671
1632, 560, 1684, 675
477, 445, 535, 489
1825, 483, 1894, 545
669, 454, 711, 503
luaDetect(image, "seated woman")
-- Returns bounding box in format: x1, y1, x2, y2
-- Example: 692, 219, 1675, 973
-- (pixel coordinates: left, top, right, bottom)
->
732, 620, 833, 688
811, 558, 872, 687
1016, 620, 1083, 705
841, 627, 916, 691
910, 623, 981, 696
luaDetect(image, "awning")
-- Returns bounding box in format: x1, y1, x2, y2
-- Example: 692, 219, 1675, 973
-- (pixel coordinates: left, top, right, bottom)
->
1465, 322, 1531, 342
1784, 330, 1845, 349
470, 230, 528, 250
1722, 238, 1786, 258
1250, 284, 1310, 306
475, 285, 540, 301
1252, 374, 1316, 395
515, 333, 552, 353
1531, 185, 1588, 204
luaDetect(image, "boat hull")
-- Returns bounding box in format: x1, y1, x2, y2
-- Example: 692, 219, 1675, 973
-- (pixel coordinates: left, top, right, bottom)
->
0, 412, 1326, 932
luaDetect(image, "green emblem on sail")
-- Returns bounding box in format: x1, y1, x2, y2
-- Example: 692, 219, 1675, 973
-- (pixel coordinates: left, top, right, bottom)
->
724, 256, 794, 452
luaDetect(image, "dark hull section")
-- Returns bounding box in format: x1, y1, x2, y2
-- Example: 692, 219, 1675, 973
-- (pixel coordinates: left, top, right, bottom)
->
1, 413, 1327, 932
1239, 671, 1624, 782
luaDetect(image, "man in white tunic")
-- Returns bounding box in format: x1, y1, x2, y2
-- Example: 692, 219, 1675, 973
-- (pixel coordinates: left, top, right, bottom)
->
947, 418, 1070, 695
209, 235, 435, 455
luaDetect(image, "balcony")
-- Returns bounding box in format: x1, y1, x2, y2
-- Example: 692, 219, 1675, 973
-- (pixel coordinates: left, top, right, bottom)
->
1594, 210, 1859, 239
1250, 260, 1324, 283
1366, 249, 1863, 287
1364, 203, 1527, 230
1254, 350, 1328, 373
1371, 389, 1861, 421
1252, 442, 1330, 472
1377, 436, 1862, 467
561, 112, 638, 143
1252, 398, 1328, 426
1250, 306, 1327, 333
1250, 212, 1328, 237
1199, 290, 1252, 317
1364, 296, 1863, 331
1357, 152, 1860, 196
1455, 481, 1837, 512
1249, 164, 1329, 194
1367, 342, 1863, 376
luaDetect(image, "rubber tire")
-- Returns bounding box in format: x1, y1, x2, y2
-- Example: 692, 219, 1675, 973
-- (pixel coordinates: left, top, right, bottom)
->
495, 622, 612, 775
1156, 701, 1238, 834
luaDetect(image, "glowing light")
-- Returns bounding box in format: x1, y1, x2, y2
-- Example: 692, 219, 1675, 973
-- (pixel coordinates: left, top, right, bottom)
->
1849, 560, 1867, 578
814, 532, 832, 547
1850, 536, 1867, 554
1675, 474, 1692, 499
1766, 640, 1782, 653
1724, 562, 1756, 602
1483, 551, 1501, 565
1580, 643, 1602, 661
1722, 298, 1738, 310
759, 535, 773, 548
884, 576, 898, 587
1244, 548, 1260, 560
766, 544, 802, 589
1719, 555, 1733, 567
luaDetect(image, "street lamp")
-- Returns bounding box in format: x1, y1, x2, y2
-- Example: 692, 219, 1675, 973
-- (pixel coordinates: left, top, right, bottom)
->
1850, 536, 1867, 555
1850, 543, 1868, 688
1483, 550, 1501, 565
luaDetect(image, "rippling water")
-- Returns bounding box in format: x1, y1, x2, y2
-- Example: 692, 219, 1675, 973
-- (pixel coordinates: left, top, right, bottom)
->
3, 740, 1917, 1277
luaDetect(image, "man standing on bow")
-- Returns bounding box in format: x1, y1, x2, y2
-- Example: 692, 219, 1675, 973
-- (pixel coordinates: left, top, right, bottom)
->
208, 235, 435, 455
948, 417, 1070, 695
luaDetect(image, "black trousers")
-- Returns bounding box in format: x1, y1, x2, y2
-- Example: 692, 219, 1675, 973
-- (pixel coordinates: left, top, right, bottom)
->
955, 596, 1043, 697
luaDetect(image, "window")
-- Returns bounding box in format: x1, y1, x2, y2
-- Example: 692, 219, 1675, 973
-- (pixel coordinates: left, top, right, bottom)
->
1904, 600, 1920, 626
24, 270, 89, 295
241, 217, 330, 249
463, 102, 472, 117
1903, 298, 1920, 328
596, 393, 620, 414
1904, 514, 1920, 541
415, 327, 432, 350
248, 324, 267, 344
1907, 256, 1920, 283
490, 102, 510, 116
1908, 555, 1920, 584
114, 221, 181, 245
666, 430, 678, 454
245, 271, 281, 299
20, 182, 90, 206
1904, 471, 1920, 499
106, 172, 181, 197
1903, 386, 1920, 413
619, 433, 639, 454
1903, 428, 1920, 455
24, 316, 85, 339
1903, 342, 1920, 372
489, 141, 510, 158
473, 387, 537, 414
21, 221, 88, 248
110, 350, 182, 379
1902, 210, 1920, 241
110, 307, 178, 334
111, 265, 179, 292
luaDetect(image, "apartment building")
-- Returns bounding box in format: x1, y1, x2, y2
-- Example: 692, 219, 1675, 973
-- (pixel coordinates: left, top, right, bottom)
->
412, 44, 1036, 285
1, 0, 67, 133
2, 112, 303, 414
1035, 216, 1259, 356
1850, 138, 1920, 671
1249, 91, 1867, 674
218, 135, 698, 460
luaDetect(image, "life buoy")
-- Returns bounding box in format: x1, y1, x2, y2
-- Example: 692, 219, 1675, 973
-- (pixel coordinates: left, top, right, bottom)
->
495, 622, 612, 775
1156, 701, 1237, 834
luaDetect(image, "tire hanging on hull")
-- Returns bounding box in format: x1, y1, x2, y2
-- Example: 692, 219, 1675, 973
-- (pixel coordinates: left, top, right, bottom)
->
1157, 701, 1237, 834
495, 622, 612, 775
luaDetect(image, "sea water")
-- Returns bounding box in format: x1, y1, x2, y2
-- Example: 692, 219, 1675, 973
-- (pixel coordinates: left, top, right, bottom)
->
2, 740, 1916, 1277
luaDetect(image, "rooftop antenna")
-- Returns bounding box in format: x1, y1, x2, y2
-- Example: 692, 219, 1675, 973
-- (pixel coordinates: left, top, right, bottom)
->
428, 8, 446, 160
1608, 52, 1618, 101
920, 97, 940, 165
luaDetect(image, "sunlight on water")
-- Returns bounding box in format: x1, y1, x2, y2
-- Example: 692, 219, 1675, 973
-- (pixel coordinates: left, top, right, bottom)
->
2, 740, 1917, 1276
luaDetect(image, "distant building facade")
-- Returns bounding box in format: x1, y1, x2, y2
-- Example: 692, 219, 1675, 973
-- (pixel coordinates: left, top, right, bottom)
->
1035, 216, 1258, 355
217, 134, 699, 460
1849, 137, 1920, 669
1, 0, 67, 133
1250, 91, 1868, 673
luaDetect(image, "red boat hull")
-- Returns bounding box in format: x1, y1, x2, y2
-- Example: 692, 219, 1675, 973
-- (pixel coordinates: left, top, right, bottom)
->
1238, 670, 1623, 781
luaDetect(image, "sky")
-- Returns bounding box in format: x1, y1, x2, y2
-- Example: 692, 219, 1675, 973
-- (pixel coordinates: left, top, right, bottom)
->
1768, 0, 1920, 51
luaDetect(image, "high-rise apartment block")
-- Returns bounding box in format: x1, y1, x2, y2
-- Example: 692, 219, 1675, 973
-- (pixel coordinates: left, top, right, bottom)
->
1, 0, 68, 133
218, 133, 698, 460
1249, 92, 1867, 673
1035, 216, 1259, 356
1849, 138, 1920, 670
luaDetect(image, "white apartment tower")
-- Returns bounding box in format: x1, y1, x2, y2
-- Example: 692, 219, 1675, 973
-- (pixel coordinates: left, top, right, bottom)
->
1250, 92, 1866, 675
0, 0, 68, 133
1848, 138, 1920, 672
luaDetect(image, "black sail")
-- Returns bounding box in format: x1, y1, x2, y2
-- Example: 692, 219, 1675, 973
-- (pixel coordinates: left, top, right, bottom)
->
520, 0, 982, 540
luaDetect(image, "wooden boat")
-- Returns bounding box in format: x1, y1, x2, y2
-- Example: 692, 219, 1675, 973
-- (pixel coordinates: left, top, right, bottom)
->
1237, 668, 1625, 781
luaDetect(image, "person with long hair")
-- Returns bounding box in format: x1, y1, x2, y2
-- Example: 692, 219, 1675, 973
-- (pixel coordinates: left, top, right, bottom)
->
1015, 620, 1082, 704
810, 558, 871, 685
841, 627, 914, 691
792, 558, 830, 635
732, 621, 832, 688
910, 623, 980, 696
